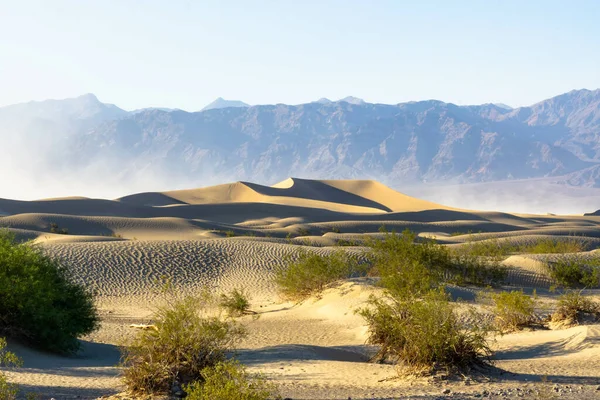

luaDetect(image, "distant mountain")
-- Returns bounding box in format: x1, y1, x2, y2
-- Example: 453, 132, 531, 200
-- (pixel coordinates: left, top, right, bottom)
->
338, 96, 365, 105
2, 89, 600, 201
131, 107, 180, 114
201, 97, 250, 111
0, 93, 128, 174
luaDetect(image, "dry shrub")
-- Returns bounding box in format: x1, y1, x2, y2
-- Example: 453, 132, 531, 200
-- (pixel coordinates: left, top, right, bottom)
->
358, 290, 492, 374
551, 290, 600, 326
490, 290, 537, 332
220, 288, 254, 317
121, 296, 246, 394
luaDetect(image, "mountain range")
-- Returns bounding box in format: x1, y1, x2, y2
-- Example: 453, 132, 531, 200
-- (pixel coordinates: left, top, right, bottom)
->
1, 89, 600, 203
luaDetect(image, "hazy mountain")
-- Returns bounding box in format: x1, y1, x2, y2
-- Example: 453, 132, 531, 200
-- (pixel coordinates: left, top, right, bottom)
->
131, 107, 180, 114
2, 90, 600, 201
201, 97, 250, 111
338, 96, 365, 105
0, 94, 128, 178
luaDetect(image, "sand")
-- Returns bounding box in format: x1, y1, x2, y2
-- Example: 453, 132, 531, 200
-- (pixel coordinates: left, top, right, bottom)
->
1, 178, 600, 399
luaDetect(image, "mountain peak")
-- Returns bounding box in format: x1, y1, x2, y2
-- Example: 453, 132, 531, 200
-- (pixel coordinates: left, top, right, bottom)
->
337, 96, 366, 105
314, 98, 333, 104
201, 98, 250, 111
493, 103, 513, 110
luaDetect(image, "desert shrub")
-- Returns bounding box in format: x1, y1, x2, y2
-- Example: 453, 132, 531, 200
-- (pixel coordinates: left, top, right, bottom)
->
0, 337, 22, 400
121, 296, 246, 394
185, 360, 278, 400
0, 232, 98, 353
225, 230, 236, 237
330, 226, 341, 233
297, 227, 311, 236
336, 239, 360, 247
275, 250, 366, 299
458, 236, 586, 258
521, 237, 584, 254
490, 290, 537, 332
458, 237, 514, 258
448, 248, 507, 286
220, 288, 254, 317
548, 257, 600, 288
358, 290, 492, 374
369, 230, 506, 290
49, 222, 69, 235
552, 290, 600, 325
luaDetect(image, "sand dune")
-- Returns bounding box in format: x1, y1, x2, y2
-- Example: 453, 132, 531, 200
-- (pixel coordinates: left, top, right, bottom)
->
2, 179, 600, 398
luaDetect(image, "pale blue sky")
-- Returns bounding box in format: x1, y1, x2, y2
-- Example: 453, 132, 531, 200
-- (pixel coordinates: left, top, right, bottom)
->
0, 0, 599, 110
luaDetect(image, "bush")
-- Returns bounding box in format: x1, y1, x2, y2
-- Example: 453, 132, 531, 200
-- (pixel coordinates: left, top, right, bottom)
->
49, 222, 69, 235
0, 337, 22, 400
185, 360, 278, 400
275, 250, 366, 299
548, 257, 600, 288
297, 227, 311, 236
225, 230, 236, 237
458, 236, 586, 258
220, 288, 254, 317
552, 290, 600, 325
121, 296, 246, 394
459, 237, 514, 258
0, 232, 98, 353
358, 290, 492, 374
522, 237, 584, 254
490, 290, 537, 332
369, 230, 506, 291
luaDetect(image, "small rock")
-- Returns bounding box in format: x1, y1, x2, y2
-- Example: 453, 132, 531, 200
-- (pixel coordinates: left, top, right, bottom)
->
443, 388, 452, 395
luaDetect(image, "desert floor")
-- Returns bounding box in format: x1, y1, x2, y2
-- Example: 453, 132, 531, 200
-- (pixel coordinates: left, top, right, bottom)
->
1, 178, 600, 399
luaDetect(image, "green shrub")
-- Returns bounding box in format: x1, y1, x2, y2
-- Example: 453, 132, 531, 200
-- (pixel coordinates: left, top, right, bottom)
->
336, 240, 359, 246
548, 257, 600, 288
358, 290, 492, 374
458, 236, 586, 258
522, 237, 584, 254
220, 288, 254, 317
49, 223, 69, 235
458, 237, 514, 258
0, 337, 22, 400
448, 247, 507, 286
491, 290, 537, 332
225, 230, 236, 237
552, 290, 600, 325
369, 230, 506, 290
121, 296, 246, 394
275, 250, 366, 299
297, 227, 311, 236
185, 360, 278, 400
0, 232, 98, 353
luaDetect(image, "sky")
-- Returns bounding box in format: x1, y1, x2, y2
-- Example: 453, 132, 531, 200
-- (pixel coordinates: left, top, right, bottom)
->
0, 0, 599, 110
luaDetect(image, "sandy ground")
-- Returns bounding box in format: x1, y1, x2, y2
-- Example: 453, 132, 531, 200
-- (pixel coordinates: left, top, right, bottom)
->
1, 178, 600, 399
